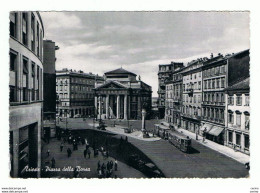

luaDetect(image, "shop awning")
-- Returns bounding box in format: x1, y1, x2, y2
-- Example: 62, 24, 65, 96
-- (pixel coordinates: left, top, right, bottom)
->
200, 124, 213, 132
208, 126, 224, 136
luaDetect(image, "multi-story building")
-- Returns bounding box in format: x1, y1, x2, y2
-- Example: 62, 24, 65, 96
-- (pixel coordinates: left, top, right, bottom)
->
165, 64, 184, 127
94, 68, 152, 120
43, 40, 59, 138
181, 59, 203, 134
158, 62, 183, 119
56, 69, 104, 118
201, 50, 250, 145
9, 11, 44, 178
224, 77, 250, 155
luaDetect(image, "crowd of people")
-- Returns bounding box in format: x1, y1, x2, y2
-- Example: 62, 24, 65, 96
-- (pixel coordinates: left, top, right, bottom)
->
44, 129, 119, 178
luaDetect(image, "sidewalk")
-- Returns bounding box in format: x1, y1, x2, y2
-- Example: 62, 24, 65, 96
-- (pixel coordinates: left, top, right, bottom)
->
176, 128, 250, 164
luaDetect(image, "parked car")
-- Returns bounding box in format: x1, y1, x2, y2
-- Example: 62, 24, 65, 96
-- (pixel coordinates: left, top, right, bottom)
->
143, 163, 162, 178
128, 154, 145, 170
124, 127, 132, 133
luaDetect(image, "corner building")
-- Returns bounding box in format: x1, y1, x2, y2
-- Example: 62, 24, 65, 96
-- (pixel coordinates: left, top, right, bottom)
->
94, 68, 152, 120
201, 50, 250, 145
9, 12, 44, 178
56, 69, 104, 118
225, 77, 250, 155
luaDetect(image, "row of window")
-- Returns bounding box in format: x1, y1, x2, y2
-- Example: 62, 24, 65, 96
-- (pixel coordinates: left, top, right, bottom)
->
10, 12, 43, 60
183, 81, 202, 91
228, 132, 249, 149
9, 51, 42, 103
228, 112, 250, 129
203, 92, 225, 103
203, 65, 226, 77
183, 94, 201, 104
182, 105, 201, 117
183, 71, 201, 81
204, 77, 225, 90
228, 95, 250, 106
202, 107, 225, 121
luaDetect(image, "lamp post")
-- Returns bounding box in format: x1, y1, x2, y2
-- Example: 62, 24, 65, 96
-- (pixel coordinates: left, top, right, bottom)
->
141, 109, 147, 133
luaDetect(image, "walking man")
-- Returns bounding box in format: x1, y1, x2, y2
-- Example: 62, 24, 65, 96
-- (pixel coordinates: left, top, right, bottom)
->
60, 142, 64, 152
87, 148, 91, 159
67, 148, 72, 157
47, 149, 50, 157
114, 159, 118, 171
84, 149, 87, 159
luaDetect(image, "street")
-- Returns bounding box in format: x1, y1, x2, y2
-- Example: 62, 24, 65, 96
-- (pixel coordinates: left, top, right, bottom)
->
53, 118, 249, 178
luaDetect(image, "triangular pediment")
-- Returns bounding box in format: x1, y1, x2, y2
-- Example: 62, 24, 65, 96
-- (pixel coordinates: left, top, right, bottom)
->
95, 81, 127, 90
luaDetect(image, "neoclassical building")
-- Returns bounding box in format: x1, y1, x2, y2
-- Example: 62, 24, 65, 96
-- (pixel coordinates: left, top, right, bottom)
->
93, 68, 152, 120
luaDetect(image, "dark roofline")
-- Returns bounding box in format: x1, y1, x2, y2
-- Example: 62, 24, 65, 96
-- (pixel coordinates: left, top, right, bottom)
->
104, 68, 137, 76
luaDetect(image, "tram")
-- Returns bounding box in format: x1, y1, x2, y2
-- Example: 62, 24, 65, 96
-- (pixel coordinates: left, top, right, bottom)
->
154, 123, 192, 153
154, 123, 170, 139
168, 131, 191, 153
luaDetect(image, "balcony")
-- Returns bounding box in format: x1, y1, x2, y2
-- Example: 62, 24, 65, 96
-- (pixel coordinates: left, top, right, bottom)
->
187, 88, 193, 96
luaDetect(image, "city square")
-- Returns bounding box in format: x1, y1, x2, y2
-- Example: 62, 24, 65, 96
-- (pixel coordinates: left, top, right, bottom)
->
8, 11, 250, 179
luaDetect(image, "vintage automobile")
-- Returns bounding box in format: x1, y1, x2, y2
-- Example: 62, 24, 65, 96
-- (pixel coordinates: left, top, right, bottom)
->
128, 154, 145, 170
142, 163, 163, 178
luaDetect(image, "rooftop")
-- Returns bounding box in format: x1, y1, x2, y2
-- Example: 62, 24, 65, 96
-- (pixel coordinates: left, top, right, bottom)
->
104, 67, 137, 76
225, 77, 250, 91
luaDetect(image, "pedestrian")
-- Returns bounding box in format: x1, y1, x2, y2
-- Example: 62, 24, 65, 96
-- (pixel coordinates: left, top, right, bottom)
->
101, 163, 106, 175
47, 149, 50, 157
51, 157, 55, 168
84, 149, 87, 159
87, 148, 91, 159
67, 148, 72, 157
125, 136, 128, 142
98, 169, 102, 178
97, 161, 101, 170
73, 168, 79, 178
114, 159, 118, 171
110, 160, 113, 169
60, 142, 64, 152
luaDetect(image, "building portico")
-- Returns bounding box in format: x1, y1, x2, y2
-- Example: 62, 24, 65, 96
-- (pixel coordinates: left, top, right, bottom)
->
93, 68, 152, 120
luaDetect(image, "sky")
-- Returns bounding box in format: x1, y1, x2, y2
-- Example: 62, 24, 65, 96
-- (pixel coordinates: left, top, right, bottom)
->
40, 11, 250, 97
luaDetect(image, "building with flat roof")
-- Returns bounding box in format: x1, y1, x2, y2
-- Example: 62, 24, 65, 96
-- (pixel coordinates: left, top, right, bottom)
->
94, 68, 152, 120
158, 62, 183, 119
56, 69, 104, 118
9, 11, 44, 178
225, 77, 250, 154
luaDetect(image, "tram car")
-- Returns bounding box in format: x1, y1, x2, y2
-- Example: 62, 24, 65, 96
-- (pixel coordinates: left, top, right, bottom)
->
168, 131, 191, 153
154, 123, 170, 139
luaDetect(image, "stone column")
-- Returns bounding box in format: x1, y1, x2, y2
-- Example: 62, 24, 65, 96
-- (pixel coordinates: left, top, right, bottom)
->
124, 95, 128, 120
99, 96, 102, 119
142, 109, 146, 132
106, 95, 109, 119
94, 96, 97, 117
117, 95, 120, 119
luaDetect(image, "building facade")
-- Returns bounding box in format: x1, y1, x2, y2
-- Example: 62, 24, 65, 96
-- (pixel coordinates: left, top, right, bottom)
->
165, 65, 184, 127
9, 11, 44, 178
201, 54, 226, 144
43, 40, 59, 138
181, 60, 203, 134
94, 68, 152, 120
56, 69, 104, 118
225, 78, 250, 155
157, 62, 183, 119
201, 50, 250, 145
